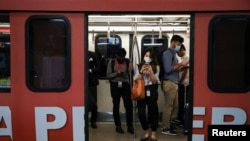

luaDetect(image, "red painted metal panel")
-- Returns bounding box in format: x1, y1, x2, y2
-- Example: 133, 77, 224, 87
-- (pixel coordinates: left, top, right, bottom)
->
0, 27, 10, 33
0, 12, 85, 141
0, 0, 249, 11
193, 12, 250, 141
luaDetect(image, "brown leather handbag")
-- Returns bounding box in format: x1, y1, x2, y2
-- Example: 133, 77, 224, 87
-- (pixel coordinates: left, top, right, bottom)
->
131, 79, 145, 100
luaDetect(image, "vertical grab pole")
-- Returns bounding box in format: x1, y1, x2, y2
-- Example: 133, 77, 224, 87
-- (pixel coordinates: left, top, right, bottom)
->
130, 20, 140, 139
184, 84, 189, 134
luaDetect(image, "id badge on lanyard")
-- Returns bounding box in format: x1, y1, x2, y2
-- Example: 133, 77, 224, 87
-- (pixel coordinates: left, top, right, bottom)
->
146, 88, 150, 97
116, 61, 124, 88
118, 81, 123, 88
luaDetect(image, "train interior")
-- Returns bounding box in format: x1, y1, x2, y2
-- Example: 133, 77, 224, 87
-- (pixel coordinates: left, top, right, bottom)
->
87, 14, 191, 141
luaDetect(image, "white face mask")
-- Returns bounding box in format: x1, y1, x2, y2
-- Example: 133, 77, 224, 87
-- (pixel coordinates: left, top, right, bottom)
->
144, 57, 152, 63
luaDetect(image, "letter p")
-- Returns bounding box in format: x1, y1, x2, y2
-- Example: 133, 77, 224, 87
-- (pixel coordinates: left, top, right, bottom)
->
35, 107, 67, 141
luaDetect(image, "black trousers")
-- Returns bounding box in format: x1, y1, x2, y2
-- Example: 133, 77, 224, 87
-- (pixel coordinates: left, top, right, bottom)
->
110, 82, 133, 127
137, 84, 159, 131
177, 84, 189, 124
88, 86, 98, 123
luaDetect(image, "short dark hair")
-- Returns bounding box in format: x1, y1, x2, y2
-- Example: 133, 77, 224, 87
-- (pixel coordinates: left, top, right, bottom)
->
116, 48, 126, 57
170, 35, 184, 43
180, 44, 186, 51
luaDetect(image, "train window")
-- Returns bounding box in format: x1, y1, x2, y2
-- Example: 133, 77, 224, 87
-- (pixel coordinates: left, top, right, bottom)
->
208, 15, 250, 92
26, 16, 71, 92
0, 15, 10, 92
141, 35, 168, 57
95, 34, 121, 79
95, 35, 121, 59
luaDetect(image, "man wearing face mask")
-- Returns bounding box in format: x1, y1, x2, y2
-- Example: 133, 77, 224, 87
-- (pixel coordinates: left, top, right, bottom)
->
161, 35, 189, 135
106, 48, 134, 134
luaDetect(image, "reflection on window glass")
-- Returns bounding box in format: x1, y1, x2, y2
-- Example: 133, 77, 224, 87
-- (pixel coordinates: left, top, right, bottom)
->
0, 15, 10, 91
26, 16, 71, 91
96, 35, 121, 59
95, 35, 121, 79
208, 15, 250, 92
141, 35, 168, 57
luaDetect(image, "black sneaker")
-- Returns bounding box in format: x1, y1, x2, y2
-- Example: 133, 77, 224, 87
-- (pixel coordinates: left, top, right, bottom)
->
140, 137, 150, 141
171, 120, 183, 128
184, 130, 188, 135
116, 126, 124, 134
170, 125, 177, 132
91, 122, 97, 129
172, 120, 183, 128
161, 127, 178, 135
127, 126, 134, 134
150, 138, 157, 141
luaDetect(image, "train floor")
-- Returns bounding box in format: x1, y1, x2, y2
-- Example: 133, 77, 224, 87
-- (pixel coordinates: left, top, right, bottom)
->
88, 122, 187, 141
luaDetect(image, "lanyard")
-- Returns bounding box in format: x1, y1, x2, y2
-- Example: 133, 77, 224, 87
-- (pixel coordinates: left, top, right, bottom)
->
115, 60, 126, 87
143, 70, 151, 85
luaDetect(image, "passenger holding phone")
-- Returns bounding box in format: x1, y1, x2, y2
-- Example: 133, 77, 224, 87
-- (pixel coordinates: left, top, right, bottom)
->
175, 44, 190, 133
161, 35, 189, 136
106, 48, 134, 134
134, 47, 160, 141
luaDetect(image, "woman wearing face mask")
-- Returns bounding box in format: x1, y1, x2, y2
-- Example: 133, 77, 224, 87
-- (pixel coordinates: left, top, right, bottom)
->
134, 47, 160, 141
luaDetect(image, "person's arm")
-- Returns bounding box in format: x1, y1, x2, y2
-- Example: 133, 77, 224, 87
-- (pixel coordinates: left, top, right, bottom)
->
92, 52, 100, 74
179, 68, 188, 84
134, 64, 142, 80
179, 55, 189, 84
173, 60, 189, 71
155, 65, 160, 84
175, 54, 189, 71
163, 50, 189, 73
148, 65, 158, 84
163, 51, 174, 74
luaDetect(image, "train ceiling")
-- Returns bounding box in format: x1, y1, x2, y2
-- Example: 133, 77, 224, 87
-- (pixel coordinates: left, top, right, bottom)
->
0, 14, 190, 34
88, 14, 190, 33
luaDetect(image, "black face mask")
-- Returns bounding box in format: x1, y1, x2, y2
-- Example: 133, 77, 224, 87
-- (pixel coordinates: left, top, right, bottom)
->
117, 58, 124, 64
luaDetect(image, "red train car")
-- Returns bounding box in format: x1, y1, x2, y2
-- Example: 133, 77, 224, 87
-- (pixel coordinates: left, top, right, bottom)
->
0, 0, 250, 141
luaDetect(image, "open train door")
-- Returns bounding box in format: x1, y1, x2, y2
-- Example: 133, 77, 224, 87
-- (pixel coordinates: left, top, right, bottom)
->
192, 12, 250, 141
0, 13, 86, 141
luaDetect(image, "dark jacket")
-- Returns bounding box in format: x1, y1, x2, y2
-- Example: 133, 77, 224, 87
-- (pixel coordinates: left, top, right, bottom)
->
88, 51, 100, 86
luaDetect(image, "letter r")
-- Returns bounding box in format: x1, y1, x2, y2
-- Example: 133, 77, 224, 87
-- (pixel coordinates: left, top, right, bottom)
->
212, 107, 247, 124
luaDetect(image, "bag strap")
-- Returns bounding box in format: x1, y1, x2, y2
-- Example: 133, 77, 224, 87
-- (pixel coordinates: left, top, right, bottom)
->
111, 59, 115, 73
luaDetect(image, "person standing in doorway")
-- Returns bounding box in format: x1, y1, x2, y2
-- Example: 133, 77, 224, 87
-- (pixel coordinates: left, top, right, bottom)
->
161, 35, 189, 135
106, 48, 134, 134
134, 47, 160, 141
88, 50, 100, 129
176, 44, 189, 134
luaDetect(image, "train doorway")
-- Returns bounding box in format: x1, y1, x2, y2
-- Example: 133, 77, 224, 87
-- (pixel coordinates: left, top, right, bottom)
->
87, 14, 192, 141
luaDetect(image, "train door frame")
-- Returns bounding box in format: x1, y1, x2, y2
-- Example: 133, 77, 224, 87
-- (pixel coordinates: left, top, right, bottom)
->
86, 13, 194, 141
